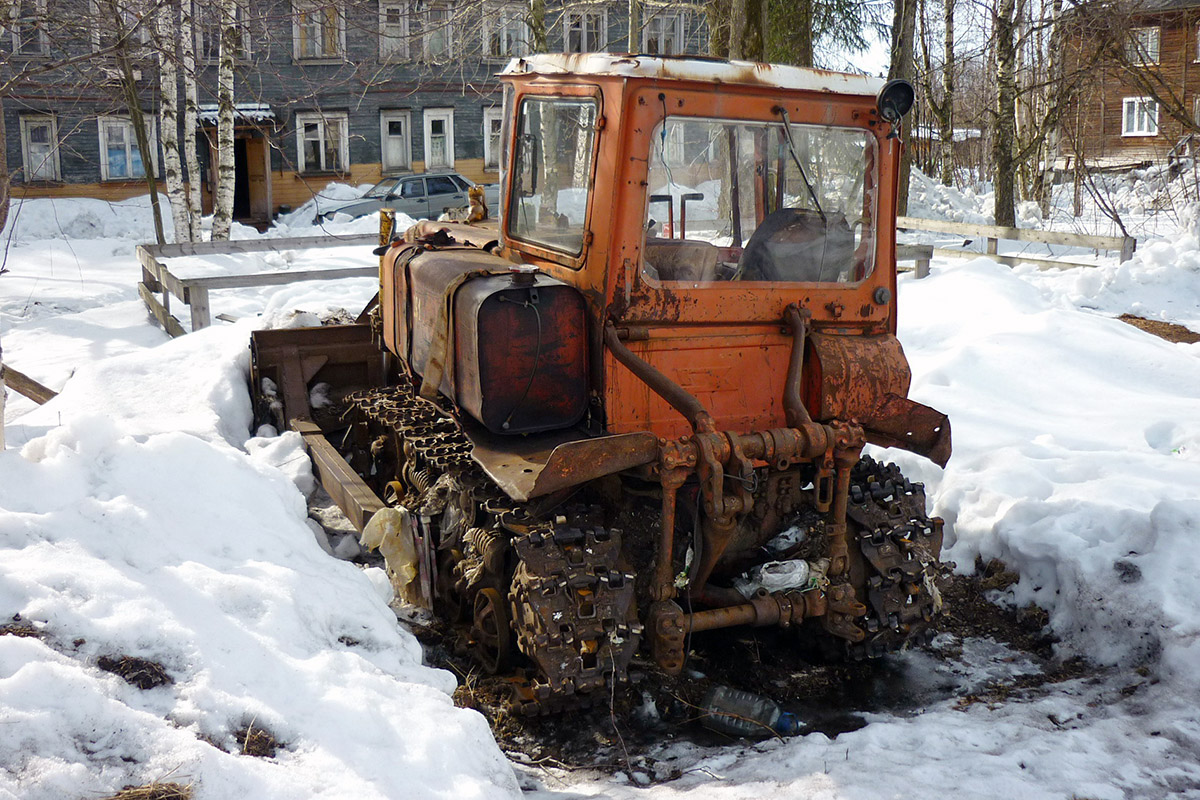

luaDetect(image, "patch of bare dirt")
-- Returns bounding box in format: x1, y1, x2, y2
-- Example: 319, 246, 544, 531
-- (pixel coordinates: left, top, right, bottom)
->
235, 722, 282, 758
0, 614, 43, 639
423, 558, 1082, 777
97, 656, 173, 690
1118, 314, 1200, 344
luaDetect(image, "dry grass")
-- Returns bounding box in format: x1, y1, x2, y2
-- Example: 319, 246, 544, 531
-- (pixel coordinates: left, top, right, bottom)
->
234, 721, 281, 758
100, 782, 191, 800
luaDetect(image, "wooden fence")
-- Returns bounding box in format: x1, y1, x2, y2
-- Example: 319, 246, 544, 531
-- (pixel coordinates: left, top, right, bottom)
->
137, 235, 378, 336
897, 215, 1136, 272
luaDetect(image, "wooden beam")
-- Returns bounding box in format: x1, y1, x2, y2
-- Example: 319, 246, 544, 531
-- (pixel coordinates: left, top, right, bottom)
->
139, 233, 376, 262
931, 247, 1102, 270
184, 265, 377, 291
138, 281, 187, 338
0, 364, 57, 404
291, 419, 386, 533
898, 215, 1133, 253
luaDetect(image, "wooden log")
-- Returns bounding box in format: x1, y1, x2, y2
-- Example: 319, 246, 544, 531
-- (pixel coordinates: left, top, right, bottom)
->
0, 364, 57, 404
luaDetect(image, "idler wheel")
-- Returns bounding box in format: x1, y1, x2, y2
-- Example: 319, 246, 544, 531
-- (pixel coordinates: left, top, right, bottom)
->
471, 587, 512, 674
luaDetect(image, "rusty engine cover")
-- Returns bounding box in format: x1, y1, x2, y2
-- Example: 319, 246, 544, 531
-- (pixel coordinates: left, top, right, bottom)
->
382, 245, 589, 435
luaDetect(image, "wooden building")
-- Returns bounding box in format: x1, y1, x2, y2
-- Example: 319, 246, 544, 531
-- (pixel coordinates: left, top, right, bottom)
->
2, 1, 708, 227
1063, 0, 1200, 170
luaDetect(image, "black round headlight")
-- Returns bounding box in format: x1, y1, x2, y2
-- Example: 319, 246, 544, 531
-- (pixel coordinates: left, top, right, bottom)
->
877, 79, 916, 124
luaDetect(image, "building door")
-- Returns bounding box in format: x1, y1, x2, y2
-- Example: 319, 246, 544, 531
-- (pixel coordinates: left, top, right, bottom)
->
423, 109, 454, 170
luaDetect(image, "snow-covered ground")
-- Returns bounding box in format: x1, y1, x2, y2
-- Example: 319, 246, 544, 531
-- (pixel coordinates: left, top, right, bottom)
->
2, 179, 1200, 799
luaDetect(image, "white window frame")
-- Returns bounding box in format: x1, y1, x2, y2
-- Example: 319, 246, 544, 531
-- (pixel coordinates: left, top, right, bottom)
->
642, 10, 682, 55
292, 0, 344, 60
418, 0, 455, 62
197, 0, 250, 65
563, 8, 606, 53
296, 111, 349, 173
380, 109, 412, 173
1122, 96, 1159, 137
379, 0, 410, 60
10, 0, 49, 57
1127, 26, 1160, 65
483, 2, 528, 60
483, 106, 503, 169
423, 108, 455, 170
98, 116, 157, 181
20, 114, 59, 182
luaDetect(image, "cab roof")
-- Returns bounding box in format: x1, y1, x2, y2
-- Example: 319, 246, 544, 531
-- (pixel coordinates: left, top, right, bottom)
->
500, 54, 885, 97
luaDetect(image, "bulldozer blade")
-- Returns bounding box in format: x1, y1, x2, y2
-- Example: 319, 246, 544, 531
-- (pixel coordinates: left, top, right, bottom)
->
863, 393, 952, 468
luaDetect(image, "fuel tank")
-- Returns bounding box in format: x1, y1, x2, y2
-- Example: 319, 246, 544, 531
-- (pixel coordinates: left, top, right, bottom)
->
381, 244, 589, 435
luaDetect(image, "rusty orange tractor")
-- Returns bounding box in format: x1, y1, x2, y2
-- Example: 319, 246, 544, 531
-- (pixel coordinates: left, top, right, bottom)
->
252, 54, 950, 714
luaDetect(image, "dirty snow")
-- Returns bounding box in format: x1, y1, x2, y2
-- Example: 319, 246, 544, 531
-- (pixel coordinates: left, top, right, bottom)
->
3, 177, 1200, 798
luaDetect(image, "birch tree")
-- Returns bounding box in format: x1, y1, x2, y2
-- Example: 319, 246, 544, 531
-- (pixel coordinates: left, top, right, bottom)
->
180, 0, 204, 239
210, 0, 237, 240
157, 0, 193, 242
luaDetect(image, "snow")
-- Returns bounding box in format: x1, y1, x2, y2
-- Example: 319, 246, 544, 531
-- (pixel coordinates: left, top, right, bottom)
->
3, 174, 1200, 798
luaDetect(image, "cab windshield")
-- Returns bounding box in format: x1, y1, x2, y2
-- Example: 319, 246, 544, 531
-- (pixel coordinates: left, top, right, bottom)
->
643, 117, 877, 285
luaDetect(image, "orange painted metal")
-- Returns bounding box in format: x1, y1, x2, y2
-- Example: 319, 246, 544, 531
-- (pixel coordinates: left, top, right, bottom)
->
498, 65, 905, 444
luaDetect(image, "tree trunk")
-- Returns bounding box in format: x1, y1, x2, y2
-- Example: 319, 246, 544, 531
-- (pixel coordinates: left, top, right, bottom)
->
158, 0, 191, 242
529, 0, 547, 53
993, 0, 1018, 227
180, 0, 203, 239
210, 0, 237, 241
0, 96, 9, 237
628, 0, 640, 52
889, 0, 918, 216
793, 0, 814, 67
728, 0, 747, 59
116, 46, 166, 245
939, 0, 955, 186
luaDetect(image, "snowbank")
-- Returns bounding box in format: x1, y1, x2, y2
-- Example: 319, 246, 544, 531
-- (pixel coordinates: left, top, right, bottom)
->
0, 323, 519, 799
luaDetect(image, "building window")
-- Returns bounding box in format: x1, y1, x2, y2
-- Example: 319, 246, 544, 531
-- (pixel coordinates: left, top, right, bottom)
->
197, 0, 250, 64
418, 0, 454, 61
380, 110, 412, 172
20, 115, 59, 181
10, 0, 49, 56
484, 2, 528, 59
99, 116, 155, 180
296, 111, 348, 172
91, 0, 149, 52
564, 9, 605, 53
643, 11, 682, 55
1122, 97, 1159, 136
294, 0, 343, 59
379, 0, 409, 60
483, 106, 503, 169
423, 108, 454, 169
1127, 26, 1160, 65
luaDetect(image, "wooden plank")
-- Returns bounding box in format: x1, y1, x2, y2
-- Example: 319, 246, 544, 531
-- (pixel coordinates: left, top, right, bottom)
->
184, 265, 377, 291
931, 247, 1101, 270
0, 364, 57, 404
292, 419, 386, 532
189, 286, 211, 330
139, 233, 377, 262
896, 244, 933, 279
898, 215, 1131, 252
138, 282, 187, 338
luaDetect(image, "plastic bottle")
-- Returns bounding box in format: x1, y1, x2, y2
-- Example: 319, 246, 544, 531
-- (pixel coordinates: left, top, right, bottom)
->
699, 685, 801, 738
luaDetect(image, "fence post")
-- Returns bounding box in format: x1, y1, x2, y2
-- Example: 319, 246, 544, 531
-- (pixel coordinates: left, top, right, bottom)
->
986, 237, 998, 255
1120, 237, 1136, 263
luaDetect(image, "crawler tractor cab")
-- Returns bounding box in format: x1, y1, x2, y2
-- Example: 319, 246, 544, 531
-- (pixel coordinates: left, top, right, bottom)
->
252, 54, 951, 713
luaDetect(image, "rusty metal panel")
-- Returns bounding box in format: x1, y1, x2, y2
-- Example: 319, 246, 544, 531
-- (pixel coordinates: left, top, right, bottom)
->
803, 332, 912, 423
454, 274, 588, 434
